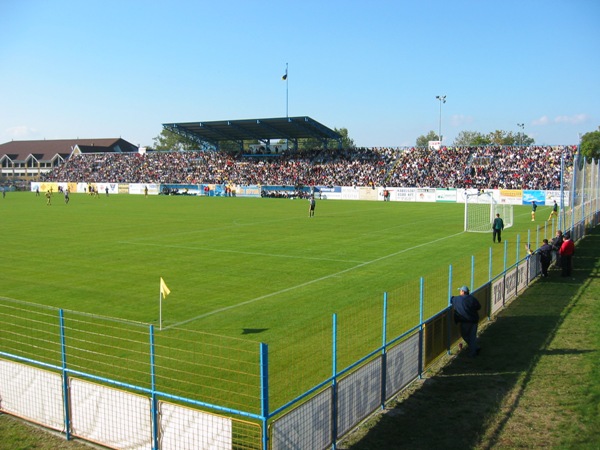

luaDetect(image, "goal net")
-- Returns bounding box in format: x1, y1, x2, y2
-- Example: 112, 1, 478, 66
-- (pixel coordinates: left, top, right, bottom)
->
464, 192, 513, 233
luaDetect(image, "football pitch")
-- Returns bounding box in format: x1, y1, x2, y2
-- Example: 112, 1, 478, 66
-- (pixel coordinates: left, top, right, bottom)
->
0, 192, 551, 411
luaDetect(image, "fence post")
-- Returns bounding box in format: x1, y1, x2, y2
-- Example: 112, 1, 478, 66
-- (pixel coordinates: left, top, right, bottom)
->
59, 309, 71, 441
446, 267, 453, 355
571, 154, 578, 232
149, 325, 159, 450
331, 314, 338, 449
559, 153, 565, 231
380, 292, 388, 409
470, 255, 475, 292
418, 277, 425, 378
488, 246, 493, 282
260, 343, 269, 450
503, 240, 508, 271
596, 158, 600, 226
582, 156, 587, 224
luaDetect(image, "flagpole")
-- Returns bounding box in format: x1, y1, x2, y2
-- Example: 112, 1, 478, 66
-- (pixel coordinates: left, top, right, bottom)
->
285, 62, 288, 118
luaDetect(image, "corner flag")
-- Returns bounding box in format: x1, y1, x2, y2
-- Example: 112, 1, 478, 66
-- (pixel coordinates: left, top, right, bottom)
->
160, 277, 170, 298
159, 277, 170, 330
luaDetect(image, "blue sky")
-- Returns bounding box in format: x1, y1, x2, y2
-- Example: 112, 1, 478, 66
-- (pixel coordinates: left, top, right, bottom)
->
1, 0, 598, 148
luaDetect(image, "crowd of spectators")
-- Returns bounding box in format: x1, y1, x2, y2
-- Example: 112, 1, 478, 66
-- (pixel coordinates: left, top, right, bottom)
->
41, 145, 577, 190
387, 145, 574, 190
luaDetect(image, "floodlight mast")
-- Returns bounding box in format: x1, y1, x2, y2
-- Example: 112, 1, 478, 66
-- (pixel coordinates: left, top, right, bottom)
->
436, 95, 446, 143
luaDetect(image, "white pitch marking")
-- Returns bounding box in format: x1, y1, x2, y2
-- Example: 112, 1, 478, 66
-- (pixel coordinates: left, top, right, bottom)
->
120, 241, 364, 264
164, 231, 465, 330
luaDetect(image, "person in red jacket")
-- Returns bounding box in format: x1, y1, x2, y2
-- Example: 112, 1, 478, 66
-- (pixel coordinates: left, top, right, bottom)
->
559, 232, 575, 277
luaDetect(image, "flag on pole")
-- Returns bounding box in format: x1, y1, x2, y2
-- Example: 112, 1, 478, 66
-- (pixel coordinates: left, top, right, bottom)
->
160, 277, 170, 298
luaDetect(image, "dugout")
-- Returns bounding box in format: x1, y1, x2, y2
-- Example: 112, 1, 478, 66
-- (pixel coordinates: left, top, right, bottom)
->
162, 116, 343, 153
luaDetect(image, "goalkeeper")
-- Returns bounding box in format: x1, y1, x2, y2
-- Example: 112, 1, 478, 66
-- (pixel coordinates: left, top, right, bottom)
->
492, 213, 504, 243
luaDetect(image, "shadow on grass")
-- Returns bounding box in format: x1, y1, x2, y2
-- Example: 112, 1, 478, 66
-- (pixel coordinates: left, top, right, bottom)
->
342, 227, 600, 450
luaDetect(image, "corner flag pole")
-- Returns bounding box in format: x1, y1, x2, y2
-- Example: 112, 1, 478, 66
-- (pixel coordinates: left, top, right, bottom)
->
159, 277, 170, 331
159, 290, 162, 331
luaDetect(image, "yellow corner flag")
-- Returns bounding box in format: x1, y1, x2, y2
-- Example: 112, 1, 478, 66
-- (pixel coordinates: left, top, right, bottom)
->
160, 277, 170, 298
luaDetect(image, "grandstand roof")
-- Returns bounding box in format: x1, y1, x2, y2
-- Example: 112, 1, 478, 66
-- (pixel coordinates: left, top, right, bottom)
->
162, 116, 342, 150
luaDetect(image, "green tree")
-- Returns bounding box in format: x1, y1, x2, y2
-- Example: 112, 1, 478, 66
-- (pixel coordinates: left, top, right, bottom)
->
485, 130, 535, 146
416, 130, 439, 148
446, 130, 534, 147
334, 127, 355, 149
152, 129, 197, 151
295, 126, 355, 150
487, 130, 515, 145
580, 127, 600, 159
523, 135, 535, 145
453, 131, 490, 146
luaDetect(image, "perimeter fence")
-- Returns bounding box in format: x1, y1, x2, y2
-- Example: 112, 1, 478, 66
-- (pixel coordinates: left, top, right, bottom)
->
1, 155, 598, 449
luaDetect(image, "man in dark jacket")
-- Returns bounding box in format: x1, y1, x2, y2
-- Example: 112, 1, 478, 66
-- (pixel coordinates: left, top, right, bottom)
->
451, 286, 481, 357
551, 230, 564, 266
530, 239, 553, 277
492, 213, 504, 243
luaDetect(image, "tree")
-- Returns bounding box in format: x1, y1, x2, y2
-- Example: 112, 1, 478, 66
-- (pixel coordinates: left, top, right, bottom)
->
295, 126, 355, 150
152, 129, 197, 151
514, 131, 535, 146
453, 131, 490, 146
487, 130, 515, 145
416, 131, 439, 148
451, 130, 534, 147
580, 127, 600, 160
486, 130, 535, 146
334, 127, 355, 149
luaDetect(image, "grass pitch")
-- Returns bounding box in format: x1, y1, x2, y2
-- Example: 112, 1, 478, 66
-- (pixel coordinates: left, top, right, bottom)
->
1, 192, 553, 410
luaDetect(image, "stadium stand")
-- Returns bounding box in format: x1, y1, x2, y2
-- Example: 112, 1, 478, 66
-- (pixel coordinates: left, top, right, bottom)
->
39, 145, 576, 190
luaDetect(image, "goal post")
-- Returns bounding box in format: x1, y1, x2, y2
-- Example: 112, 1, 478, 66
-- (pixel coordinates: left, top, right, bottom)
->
464, 192, 513, 232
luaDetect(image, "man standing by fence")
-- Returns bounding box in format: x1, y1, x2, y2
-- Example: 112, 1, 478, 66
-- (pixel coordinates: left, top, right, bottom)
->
451, 286, 481, 357
529, 239, 553, 277
559, 232, 575, 277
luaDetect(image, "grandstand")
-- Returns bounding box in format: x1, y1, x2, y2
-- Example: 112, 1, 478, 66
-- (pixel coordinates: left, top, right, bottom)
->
0, 112, 576, 192
38, 144, 576, 191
